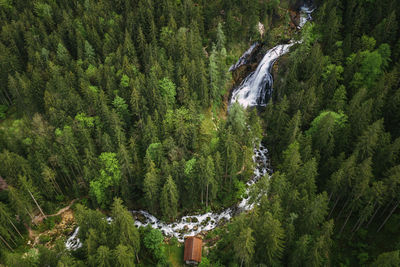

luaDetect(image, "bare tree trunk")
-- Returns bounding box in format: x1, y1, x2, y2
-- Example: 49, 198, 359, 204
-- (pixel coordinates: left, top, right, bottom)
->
339, 206, 353, 235
206, 183, 209, 207
337, 197, 350, 219
377, 199, 400, 232
329, 195, 341, 218
352, 200, 375, 233
0, 234, 13, 251
8, 218, 23, 239
201, 187, 203, 204
28, 189, 46, 218
379, 199, 393, 218
366, 204, 381, 228
351, 216, 362, 233
6, 230, 17, 246
50, 175, 63, 195
2, 89, 13, 105
136, 252, 140, 263
25, 207, 34, 221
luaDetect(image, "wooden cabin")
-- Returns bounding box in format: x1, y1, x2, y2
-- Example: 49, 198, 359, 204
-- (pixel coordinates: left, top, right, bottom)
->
184, 236, 202, 265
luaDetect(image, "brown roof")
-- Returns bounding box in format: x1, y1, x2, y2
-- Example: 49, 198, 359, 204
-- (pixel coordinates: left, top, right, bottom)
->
184, 236, 202, 263
0, 176, 8, 191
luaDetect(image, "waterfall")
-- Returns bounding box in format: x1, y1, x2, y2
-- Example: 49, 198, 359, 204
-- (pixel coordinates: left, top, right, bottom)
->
65, 227, 82, 250
65, 4, 314, 249
229, 42, 259, 72
230, 4, 314, 108
230, 43, 294, 108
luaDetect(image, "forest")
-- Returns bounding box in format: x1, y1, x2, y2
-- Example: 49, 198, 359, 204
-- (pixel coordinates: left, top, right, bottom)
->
0, 0, 400, 266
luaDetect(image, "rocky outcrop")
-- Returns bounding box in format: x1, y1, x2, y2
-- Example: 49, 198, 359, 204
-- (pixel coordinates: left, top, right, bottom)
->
230, 42, 263, 85
291, 0, 314, 11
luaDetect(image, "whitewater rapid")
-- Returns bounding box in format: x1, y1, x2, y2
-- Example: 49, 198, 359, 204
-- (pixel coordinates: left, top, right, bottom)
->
230, 43, 294, 108
65, 144, 270, 249
229, 42, 259, 72
230, 5, 314, 108
131, 144, 271, 242
65, 4, 314, 249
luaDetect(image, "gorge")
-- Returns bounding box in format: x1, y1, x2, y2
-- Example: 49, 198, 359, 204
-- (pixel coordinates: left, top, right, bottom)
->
66, 4, 315, 249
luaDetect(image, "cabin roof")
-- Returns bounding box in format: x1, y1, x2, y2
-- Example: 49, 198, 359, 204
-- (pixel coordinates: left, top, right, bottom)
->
184, 236, 202, 263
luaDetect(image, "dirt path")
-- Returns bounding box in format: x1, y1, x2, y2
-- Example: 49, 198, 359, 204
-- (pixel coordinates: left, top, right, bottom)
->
28, 199, 78, 247
31, 199, 77, 225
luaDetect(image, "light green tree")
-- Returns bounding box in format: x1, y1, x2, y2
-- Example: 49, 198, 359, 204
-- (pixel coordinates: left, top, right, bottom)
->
90, 152, 122, 207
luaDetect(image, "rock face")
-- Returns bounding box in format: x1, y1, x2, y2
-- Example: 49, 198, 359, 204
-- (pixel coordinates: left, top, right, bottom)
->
230, 42, 263, 85
291, 0, 314, 11
229, 2, 314, 102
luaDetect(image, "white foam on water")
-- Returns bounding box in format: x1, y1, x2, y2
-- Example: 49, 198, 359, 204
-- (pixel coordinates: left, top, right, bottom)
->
230, 3, 314, 108
230, 43, 295, 108
229, 42, 259, 72
131, 143, 271, 242
65, 143, 271, 246
65, 226, 82, 250
65, 4, 314, 248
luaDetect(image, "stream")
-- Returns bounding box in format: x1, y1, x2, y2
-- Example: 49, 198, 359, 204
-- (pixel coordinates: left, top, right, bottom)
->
66, 4, 314, 249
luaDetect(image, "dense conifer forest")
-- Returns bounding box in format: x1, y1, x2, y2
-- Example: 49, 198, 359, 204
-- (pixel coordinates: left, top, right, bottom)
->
0, 0, 399, 266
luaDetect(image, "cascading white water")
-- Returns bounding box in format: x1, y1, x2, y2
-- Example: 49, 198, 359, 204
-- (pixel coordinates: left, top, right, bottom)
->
229, 42, 259, 72
65, 4, 314, 249
230, 4, 314, 108
65, 226, 82, 250
65, 144, 270, 247
298, 6, 315, 28
230, 43, 295, 108
131, 144, 271, 242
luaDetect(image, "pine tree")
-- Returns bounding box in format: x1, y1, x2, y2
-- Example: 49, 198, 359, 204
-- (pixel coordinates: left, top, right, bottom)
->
143, 161, 160, 213
95, 246, 112, 267
160, 175, 178, 220
204, 155, 217, 207
234, 227, 255, 267
114, 244, 136, 267
111, 198, 140, 261
255, 211, 285, 265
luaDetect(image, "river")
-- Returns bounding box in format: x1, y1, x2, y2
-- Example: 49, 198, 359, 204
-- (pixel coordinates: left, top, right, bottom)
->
66, 4, 314, 249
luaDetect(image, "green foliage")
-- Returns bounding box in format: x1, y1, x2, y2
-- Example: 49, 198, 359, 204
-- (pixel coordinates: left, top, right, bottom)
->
39, 235, 51, 244
227, 102, 246, 137
112, 95, 129, 120
159, 77, 176, 107
90, 152, 122, 207
143, 228, 166, 265
306, 111, 347, 136
1, 0, 400, 265
0, 105, 7, 119
372, 250, 400, 267
234, 227, 255, 266
184, 158, 196, 176
145, 143, 162, 165
160, 176, 178, 220
350, 45, 391, 89
33, 2, 52, 19
143, 161, 160, 213
75, 113, 95, 128
111, 198, 140, 257
199, 257, 211, 267
114, 244, 136, 267
120, 75, 130, 88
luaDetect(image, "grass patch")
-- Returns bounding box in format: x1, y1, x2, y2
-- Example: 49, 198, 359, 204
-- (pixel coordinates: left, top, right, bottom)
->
164, 241, 184, 267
